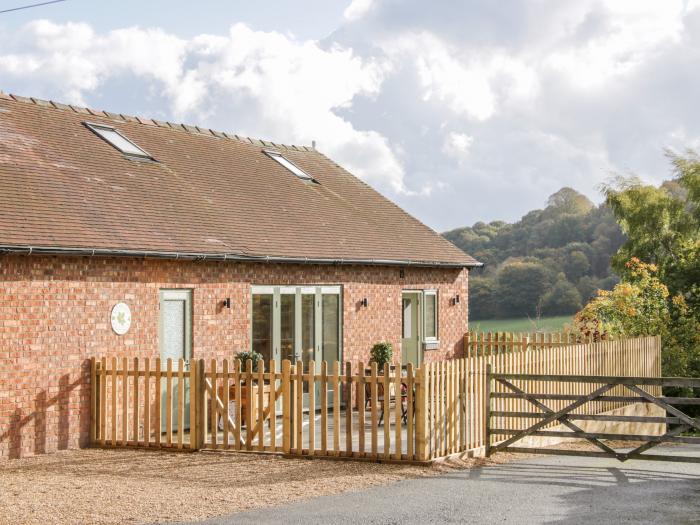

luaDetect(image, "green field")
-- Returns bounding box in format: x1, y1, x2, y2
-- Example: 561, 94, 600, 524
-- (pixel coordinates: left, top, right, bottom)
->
469, 315, 572, 334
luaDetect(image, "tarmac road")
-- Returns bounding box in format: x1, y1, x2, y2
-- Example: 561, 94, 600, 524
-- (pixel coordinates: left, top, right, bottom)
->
188, 445, 700, 524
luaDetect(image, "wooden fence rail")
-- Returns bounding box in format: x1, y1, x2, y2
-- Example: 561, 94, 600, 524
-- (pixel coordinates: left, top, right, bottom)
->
465, 330, 604, 356
90, 335, 661, 462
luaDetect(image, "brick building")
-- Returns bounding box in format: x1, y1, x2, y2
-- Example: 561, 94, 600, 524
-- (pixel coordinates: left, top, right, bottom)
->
0, 93, 480, 459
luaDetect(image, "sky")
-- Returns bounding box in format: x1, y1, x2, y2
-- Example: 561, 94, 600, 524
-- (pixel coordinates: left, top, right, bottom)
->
1, 0, 700, 232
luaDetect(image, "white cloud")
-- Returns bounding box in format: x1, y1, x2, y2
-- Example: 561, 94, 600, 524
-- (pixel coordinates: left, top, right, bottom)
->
343, 0, 376, 22
330, 1, 700, 228
0, 20, 410, 193
0, 20, 187, 105
379, 32, 538, 121
442, 132, 473, 163
545, 1, 686, 89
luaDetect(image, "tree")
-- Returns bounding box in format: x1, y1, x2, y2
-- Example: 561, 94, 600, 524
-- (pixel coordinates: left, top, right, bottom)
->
574, 259, 669, 339
495, 261, 550, 318
565, 250, 590, 282
469, 277, 499, 320
574, 259, 700, 388
546, 187, 594, 215
603, 156, 698, 297
444, 187, 624, 319
541, 274, 583, 315
591, 153, 700, 398
576, 275, 601, 303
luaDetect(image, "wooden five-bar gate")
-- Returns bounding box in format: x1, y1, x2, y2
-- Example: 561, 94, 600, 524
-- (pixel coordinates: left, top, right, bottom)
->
486, 369, 700, 463
89, 334, 663, 463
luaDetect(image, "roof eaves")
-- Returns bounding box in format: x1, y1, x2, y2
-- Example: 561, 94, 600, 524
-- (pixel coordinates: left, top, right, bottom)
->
0, 244, 482, 268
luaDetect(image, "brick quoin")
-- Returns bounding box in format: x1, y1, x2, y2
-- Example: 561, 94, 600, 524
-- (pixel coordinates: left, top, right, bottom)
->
0, 254, 469, 460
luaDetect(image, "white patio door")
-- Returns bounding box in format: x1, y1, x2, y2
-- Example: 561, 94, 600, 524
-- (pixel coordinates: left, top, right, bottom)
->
251, 285, 341, 406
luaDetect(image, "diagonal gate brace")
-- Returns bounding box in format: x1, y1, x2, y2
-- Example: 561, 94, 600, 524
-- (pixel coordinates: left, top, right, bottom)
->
494, 379, 622, 458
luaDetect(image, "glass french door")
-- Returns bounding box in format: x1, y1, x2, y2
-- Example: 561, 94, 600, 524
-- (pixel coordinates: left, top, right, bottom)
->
251, 285, 341, 406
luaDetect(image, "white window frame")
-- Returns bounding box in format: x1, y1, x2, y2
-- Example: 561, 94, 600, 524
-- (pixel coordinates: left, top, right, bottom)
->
84, 122, 153, 159
250, 285, 343, 369
423, 289, 439, 343
263, 150, 316, 182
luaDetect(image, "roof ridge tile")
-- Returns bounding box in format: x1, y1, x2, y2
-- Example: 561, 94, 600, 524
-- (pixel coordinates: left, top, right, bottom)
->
10, 95, 32, 103
69, 104, 90, 114
136, 116, 156, 126
3, 91, 312, 151
50, 101, 72, 111
103, 111, 124, 120
86, 108, 107, 117
31, 97, 52, 107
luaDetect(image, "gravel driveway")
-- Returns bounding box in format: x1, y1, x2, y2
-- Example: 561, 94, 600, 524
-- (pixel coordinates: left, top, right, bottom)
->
203, 444, 700, 525
0, 448, 512, 524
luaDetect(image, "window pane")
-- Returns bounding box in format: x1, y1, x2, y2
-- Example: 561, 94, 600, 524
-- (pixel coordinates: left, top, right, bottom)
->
266, 151, 313, 180
322, 294, 340, 363
90, 125, 150, 157
252, 294, 273, 362
425, 293, 437, 339
280, 294, 296, 361
402, 298, 412, 339
301, 294, 315, 393
301, 294, 315, 368
162, 300, 185, 362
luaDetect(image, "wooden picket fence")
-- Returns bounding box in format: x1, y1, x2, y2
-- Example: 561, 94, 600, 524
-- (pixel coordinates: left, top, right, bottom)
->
90, 357, 198, 450
90, 334, 661, 462
462, 333, 661, 453
465, 331, 599, 354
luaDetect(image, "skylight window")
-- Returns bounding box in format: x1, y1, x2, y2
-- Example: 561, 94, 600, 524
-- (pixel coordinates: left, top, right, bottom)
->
264, 150, 315, 182
85, 122, 152, 159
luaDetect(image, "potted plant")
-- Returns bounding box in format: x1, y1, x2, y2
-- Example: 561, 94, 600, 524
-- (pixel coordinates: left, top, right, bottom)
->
367, 342, 402, 421
235, 350, 262, 372
223, 350, 267, 427
370, 341, 393, 373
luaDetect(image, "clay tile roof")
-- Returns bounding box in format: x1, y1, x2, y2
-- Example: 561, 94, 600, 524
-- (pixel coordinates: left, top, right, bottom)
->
0, 94, 480, 267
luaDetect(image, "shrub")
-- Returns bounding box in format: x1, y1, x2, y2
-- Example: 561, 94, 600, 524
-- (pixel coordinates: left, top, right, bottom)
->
574, 258, 669, 340
370, 342, 393, 370
235, 350, 263, 372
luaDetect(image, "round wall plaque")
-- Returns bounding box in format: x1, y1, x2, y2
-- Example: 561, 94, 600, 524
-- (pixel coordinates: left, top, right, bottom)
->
111, 302, 132, 335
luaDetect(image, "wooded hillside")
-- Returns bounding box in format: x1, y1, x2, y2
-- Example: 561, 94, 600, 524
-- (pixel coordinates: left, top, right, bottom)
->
443, 188, 625, 320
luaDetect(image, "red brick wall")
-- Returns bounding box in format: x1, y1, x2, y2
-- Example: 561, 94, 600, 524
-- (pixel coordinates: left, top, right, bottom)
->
0, 254, 469, 459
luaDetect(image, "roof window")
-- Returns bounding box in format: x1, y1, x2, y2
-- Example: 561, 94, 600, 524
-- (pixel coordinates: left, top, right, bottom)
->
84, 122, 152, 159
264, 150, 316, 182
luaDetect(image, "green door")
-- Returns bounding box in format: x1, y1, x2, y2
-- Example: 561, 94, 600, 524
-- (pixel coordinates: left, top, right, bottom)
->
401, 292, 422, 366
159, 289, 192, 433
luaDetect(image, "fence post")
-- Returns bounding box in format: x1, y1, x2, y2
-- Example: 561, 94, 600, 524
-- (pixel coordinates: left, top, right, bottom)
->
415, 364, 429, 461
188, 358, 197, 450
282, 359, 291, 454
195, 359, 206, 450
485, 363, 491, 458
90, 357, 97, 445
